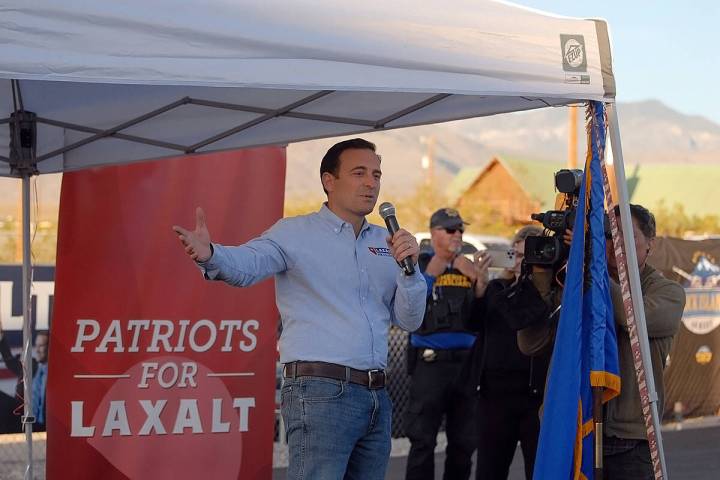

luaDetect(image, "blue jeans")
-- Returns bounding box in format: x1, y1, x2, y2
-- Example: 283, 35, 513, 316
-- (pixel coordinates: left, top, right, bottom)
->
280, 376, 392, 480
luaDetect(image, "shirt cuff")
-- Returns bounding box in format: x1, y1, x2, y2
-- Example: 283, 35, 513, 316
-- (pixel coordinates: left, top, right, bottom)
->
397, 267, 426, 288
195, 243, 219, 279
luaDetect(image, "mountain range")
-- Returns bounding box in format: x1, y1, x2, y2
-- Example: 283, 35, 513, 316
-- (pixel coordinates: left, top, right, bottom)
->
285, 99, 720, 200
0, 100, 718, 213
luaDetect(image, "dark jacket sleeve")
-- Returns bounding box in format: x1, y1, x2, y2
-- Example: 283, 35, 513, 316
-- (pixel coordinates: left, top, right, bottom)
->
609, 268, 686, 338
459, 281, 497, 396
516, 269, 561, 356
467, 294, 488, 332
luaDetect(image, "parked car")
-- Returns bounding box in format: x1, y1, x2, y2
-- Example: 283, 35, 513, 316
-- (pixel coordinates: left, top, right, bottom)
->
414, 232, 511, 257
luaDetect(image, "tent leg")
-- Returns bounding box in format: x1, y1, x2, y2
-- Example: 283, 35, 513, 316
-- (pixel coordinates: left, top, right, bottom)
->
21, 173, 34, 480
606, 103, 668, 479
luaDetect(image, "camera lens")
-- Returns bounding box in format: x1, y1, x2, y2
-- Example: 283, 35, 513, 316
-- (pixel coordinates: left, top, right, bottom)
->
541, 243, 557, 261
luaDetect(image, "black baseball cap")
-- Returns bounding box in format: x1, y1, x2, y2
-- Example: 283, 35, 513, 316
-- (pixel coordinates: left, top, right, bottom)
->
429, 208, 469, 229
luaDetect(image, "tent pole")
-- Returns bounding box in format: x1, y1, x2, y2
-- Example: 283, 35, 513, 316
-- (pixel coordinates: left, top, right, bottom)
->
606, 103, 668, 479
21, 173, 34, 480
9, 79, 37, 480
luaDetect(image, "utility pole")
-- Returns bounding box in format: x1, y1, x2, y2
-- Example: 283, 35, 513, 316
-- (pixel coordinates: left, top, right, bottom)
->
420, 135, 435, 186
568, 105, 578, 169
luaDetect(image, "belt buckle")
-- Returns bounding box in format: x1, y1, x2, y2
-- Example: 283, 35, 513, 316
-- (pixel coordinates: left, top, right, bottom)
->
422, 349, 437, 362
367, 369, 384, 389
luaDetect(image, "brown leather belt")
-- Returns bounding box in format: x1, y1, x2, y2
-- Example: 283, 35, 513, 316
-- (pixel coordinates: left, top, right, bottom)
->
283, 361, 386, 389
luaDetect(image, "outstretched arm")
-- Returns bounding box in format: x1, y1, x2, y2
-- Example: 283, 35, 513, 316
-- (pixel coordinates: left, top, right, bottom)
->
172, 207, 289, 287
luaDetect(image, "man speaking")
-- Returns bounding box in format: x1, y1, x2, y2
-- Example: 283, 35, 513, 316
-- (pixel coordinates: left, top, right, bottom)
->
173, 138, 426, 479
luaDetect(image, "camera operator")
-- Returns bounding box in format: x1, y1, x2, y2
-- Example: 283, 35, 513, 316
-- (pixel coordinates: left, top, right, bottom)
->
461, 225, 552, 480
516, 203, 685, 480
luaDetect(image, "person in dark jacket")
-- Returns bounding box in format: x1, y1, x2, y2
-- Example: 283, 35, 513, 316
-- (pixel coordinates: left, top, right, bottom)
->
0, 320, 48, 433
465, 225, 551, 480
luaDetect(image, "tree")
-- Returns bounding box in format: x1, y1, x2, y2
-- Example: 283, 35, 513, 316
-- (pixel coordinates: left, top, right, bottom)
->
653, 199, 720, 237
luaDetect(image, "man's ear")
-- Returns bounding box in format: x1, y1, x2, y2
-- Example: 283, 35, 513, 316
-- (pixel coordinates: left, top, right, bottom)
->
321, 171, 335, 194
647, 237, 656, 256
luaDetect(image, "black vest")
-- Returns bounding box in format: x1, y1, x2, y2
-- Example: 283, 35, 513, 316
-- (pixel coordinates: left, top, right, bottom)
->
417, 254, 475, 335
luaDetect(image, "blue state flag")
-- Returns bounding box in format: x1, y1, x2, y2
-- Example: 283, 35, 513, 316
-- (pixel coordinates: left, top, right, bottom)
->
532, 101, 621, 480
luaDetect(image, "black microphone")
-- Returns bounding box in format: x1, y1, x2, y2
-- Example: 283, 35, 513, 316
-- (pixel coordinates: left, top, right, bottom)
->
378, 202, 415, 276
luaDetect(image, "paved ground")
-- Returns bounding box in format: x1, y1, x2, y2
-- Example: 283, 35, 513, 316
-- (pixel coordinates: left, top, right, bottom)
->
2, 419, 718, 479
273, 418, 720, 479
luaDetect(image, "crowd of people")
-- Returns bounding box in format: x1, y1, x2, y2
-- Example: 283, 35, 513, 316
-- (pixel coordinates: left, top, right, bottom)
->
0, 137, 685, 480
174, 137, 686, 480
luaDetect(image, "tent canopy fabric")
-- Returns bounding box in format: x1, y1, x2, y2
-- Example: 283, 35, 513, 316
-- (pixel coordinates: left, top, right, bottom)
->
0, 0, 614, 177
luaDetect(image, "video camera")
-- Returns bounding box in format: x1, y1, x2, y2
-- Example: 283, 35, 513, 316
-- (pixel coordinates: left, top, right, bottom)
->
523, 169, 583, 266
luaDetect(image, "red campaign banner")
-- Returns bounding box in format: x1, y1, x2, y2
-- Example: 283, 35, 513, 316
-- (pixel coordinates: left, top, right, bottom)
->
46, 148, 286, 480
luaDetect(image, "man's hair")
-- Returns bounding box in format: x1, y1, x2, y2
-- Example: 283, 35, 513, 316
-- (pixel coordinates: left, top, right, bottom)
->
513, 225, 543, 244
613, 203, 656, 239
319, 138, 377, 194
36, 330, 49, 343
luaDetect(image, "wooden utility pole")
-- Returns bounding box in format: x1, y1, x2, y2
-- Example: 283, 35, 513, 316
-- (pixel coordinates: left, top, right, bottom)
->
605, 138, 619, 205
568, 105, 578, 169
421, 135, 435, 186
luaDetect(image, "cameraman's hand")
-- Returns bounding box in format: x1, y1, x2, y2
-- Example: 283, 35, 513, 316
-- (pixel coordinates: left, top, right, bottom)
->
563, 228, 573, 246
471, 251, 492, 297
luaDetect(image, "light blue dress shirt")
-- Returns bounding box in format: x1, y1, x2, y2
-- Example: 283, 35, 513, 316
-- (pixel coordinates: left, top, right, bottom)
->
199, 204, 426, 370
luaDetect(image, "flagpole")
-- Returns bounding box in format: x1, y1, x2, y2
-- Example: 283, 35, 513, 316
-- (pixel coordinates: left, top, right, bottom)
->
605, 102, 668, 479
593, 387, 604, 477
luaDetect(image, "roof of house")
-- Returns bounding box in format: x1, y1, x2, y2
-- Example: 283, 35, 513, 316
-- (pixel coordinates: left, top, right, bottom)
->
446, 156, 562, 208
447, 157, 719, 218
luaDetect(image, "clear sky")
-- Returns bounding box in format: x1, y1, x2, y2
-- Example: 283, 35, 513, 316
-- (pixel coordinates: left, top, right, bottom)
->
519, 1, 720, 124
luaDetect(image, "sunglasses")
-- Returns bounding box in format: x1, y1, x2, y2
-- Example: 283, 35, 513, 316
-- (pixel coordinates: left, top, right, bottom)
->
442, 227, 463, 234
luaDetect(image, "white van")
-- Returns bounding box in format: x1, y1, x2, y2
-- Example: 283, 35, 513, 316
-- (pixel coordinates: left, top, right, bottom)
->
414, 232, 511, 258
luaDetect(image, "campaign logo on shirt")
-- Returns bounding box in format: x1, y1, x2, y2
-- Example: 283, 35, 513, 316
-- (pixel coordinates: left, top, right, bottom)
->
368, 247, 393, 257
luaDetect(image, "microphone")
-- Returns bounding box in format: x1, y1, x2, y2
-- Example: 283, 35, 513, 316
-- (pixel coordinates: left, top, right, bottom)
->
378, 202, 415, 276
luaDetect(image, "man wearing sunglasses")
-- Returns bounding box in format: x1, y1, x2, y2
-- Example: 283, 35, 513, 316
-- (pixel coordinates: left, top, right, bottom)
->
404, 208, 491, 480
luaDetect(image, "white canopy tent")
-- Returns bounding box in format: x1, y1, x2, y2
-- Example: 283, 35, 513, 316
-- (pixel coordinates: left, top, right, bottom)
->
0, 1, 664, 478
1, 0, 615, 174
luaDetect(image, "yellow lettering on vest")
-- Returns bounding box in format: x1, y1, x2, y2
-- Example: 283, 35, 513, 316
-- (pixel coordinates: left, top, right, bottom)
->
435, 273, 472, 288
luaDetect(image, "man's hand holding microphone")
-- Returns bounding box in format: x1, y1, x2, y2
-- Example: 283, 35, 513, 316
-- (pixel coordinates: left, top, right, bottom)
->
379, 202, 419, 275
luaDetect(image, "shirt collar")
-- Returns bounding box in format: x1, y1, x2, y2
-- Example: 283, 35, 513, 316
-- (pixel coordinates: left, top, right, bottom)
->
318, 203, 371, 236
